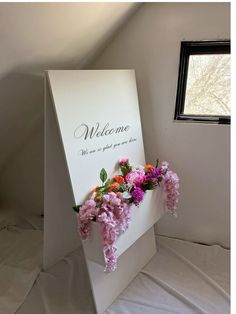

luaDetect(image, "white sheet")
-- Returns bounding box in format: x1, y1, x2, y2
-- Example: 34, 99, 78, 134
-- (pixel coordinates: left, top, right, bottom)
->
17, 236, 230, 314
0, 212, 43, 314
106, 236, 230, 314
17, 247, 95, 314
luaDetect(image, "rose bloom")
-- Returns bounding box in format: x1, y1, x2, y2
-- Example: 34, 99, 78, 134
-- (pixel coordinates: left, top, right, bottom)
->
119, 158, 129, 166
125, 169, 145, 187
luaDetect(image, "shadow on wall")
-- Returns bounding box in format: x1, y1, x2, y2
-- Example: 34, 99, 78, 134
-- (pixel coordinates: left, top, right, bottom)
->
0, 72, 44, 214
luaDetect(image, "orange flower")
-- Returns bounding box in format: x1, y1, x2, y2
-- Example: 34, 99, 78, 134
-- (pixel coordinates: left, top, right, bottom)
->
114, 175, 125, 183
116, 192, 121, 196
144, 164, 154, 172
109, 182, 120, 191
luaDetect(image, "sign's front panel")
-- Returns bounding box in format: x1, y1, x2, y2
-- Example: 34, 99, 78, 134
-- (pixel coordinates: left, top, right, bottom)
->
48, 70, 145, 206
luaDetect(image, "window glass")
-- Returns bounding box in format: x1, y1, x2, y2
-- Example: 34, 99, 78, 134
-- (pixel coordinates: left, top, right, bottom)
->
184, 54, 230, 116
174, 41, 230, 124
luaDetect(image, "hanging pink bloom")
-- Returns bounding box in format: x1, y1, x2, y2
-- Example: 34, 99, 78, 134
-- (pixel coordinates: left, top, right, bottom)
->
161, 161, 169, 174
79, 199, 97, 222
103, 245, 117, 272
162, 170, 179, 215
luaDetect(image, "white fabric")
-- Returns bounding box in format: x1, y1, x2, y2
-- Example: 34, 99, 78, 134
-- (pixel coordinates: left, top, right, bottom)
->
106, 236, 230, 314
17, 236, 229, 314
17, 248, 95, 314
0, 213, 43, 314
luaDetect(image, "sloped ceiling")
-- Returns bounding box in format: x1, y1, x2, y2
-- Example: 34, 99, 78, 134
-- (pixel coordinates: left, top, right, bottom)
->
0, 2, 140, 172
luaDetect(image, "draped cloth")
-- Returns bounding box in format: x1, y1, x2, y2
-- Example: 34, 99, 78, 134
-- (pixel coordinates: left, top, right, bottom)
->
16, 235, 229, 314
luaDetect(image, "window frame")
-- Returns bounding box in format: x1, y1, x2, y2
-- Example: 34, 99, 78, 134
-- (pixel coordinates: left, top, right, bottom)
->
174, 40, 231, 125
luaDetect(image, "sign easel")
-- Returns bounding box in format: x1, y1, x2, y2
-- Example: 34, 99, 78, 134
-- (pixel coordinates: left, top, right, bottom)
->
44, 70, 164, 313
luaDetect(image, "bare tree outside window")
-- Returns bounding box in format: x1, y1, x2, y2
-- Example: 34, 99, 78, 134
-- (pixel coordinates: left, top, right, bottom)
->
174, 41, 230, 124
184, 54, 230, 116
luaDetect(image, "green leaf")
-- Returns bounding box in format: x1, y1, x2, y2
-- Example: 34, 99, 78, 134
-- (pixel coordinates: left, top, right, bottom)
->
100, 168, 108, 183
73, 205, 82, 213
155, 159, 159, 167
142, 180, 155, 191
95, 192, 103, 199
121, 165, 131, 177
96, 186, 104, 192
104, 179, 111, 187
127, 164, 132, 172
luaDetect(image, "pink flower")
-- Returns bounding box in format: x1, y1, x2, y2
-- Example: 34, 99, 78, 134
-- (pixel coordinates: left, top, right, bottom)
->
103, 245, 117, 272
162, 170, 179, 215
161, 161, 169, 174
79, 199, 97, 222
119, 158, 129, 166
125, 169, 145, 187
131, 187, 144, 205
79, 221, 90, 240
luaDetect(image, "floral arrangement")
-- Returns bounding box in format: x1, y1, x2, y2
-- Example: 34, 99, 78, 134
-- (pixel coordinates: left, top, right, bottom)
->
73, 158, 179, 272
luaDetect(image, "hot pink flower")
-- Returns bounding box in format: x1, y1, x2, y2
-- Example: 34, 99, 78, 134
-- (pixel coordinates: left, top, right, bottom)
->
125, 169, 145, 187
131, 187, 144, 205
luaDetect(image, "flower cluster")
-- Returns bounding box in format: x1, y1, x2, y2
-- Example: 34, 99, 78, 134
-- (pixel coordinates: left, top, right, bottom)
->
73, 158, 179, 272
162, 170, 180, 216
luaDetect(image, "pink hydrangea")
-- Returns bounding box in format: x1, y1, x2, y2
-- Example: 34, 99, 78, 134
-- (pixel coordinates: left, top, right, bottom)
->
125, 169, 145, 187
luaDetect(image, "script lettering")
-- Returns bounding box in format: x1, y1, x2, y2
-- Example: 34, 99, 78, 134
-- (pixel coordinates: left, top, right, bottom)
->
74, 122, 130, 141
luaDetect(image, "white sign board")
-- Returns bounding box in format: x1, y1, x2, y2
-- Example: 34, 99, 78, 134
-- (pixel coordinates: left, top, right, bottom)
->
44, 70, 164, 313
49, 70, 146, 204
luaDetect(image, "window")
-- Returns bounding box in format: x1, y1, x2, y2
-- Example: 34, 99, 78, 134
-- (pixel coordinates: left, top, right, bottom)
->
174, 41, 230, 124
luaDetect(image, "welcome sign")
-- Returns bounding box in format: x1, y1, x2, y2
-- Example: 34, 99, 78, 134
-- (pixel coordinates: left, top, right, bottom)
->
45, 70, 164, 314
47, 70, 145, 205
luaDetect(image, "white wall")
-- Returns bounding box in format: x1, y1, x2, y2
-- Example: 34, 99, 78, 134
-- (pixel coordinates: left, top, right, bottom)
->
0, 3, 139, 214
90, 3, 230, 247
0, 119, 44, 215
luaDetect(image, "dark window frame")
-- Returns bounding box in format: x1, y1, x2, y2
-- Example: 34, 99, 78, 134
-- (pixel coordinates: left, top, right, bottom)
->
174, 40, 231, 125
